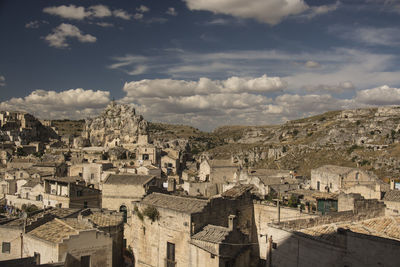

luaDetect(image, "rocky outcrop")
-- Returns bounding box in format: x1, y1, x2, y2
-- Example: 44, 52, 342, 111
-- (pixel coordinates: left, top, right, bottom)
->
83, 102, 148, 147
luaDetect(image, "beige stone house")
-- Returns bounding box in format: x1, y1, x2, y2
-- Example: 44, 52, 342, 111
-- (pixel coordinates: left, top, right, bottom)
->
25, 218, 113, 266
102, 174, 161, 216
383, 190, 400, 215
43, 177, 101, 209
128, 186, 255, 267
311, 165, 378, 193
0, 208, 124, 267
136, 145, 160, 166
6, 179, 44, 209
190, 215, 251, 267
0, 208, 81, 262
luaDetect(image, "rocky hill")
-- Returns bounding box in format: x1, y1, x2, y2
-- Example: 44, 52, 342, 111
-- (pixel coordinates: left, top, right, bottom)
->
54, 105, 400, 180
83, 102, 148, 147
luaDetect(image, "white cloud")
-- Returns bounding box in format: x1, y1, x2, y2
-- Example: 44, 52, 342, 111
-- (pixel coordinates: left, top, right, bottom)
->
305, 60, 321, 68
304, 1, 340, 19
113, 9, 132, 20
43, 4, 131, 20
133, 13, 144, 20
95, 22, 114, 28
0, 89, 110, 120
338, 27, 400, 47
122, 75, 285, 99
25, 21, 40, 29
43, 5, 89, 20
183, 0, 337, 25
355, 85, 400, 105
44, 23, 96, 48
0, 75, 5, 87
89, 5, 112, 18
137, 5, 150, 13
166, 7, 178, 16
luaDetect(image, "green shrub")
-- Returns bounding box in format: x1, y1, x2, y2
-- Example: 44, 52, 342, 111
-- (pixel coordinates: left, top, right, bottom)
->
143, 206, 160, 222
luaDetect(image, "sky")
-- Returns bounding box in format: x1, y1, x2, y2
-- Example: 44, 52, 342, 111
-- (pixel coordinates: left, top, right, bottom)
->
1, 0, 400, 131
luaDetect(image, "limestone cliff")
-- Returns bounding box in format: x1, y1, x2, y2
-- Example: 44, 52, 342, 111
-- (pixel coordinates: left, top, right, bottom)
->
84, 102, 148, 147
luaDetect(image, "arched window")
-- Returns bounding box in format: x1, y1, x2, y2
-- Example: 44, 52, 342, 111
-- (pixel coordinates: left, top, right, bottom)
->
120, 205, 127, 223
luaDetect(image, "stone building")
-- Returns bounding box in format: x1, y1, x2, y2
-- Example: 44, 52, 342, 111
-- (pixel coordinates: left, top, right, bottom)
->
0, 208, 81, 262
102, 174, 162, 216
311, 165, 377, 193
383, 190, 400, 215
262, 194, 395, 267
0, 208, 124, 267
265, 215, 399, 267
190, 215, 251, 267
5, 179, 44, 209
224, 168, 299, 198
127, 185, 255, 267
43, 177, 101, 209
80, 161, 115, 188
161, 151, 180, 176
136, 145, 161, 167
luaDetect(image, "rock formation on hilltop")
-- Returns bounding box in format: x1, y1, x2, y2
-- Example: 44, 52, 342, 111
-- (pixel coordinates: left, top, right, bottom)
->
83, 102, 148, 147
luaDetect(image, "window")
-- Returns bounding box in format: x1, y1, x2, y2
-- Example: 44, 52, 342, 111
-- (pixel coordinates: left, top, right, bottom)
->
317, 181, 320, 191
84, 201, 88, 208
355, 172, 359, 180
2, 242, 10, 253
90, 174, 94, 180
119, 205, 127, 223
166, 242, 175, 267
81, 255, 90, 267
143, 154, 149, 160
329, 183, 332, 189
77, 191, 83, 197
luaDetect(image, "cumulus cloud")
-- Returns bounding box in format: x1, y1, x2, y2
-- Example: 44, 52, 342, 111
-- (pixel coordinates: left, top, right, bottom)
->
43, 5, 89, 20
355, 85, 400, 105
44, 23, 97, 48
43, 4, 131, 20
166, 7, 178, 16
88, 5, 112, 18
122, 75, 286, 99
0, 89, 110, 120
0, 76, 5, 86
183, 0, 337, 25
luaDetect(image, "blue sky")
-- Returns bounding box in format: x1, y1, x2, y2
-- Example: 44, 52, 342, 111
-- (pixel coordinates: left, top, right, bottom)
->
1, 0, 400, 130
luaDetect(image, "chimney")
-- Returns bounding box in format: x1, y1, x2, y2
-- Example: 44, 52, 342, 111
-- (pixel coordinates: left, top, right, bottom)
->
390, 179, 395, 190
228, 215, 237, 231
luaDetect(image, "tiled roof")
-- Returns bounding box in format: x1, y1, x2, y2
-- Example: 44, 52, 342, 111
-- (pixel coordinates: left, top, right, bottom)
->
222, 184, 254, 199
192, 225, 231, 243
21, 179, 41, 188
298, 216, 400, 243
142, 193, 208, 214
85, 211, 123, 227
105, 174, 155, 185
313, 165, 355, 175
383, 190, 400, 202
28, 218, 93, 243
4, 208, 80, 227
